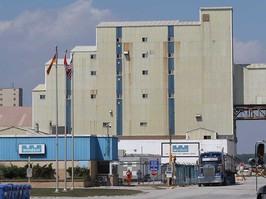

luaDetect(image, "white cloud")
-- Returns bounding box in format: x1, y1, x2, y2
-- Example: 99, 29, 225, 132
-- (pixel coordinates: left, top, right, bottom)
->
0, 0, 113, 50
0, 0, 115, 106
0, 21, 11, 34
234, 39, 266, 64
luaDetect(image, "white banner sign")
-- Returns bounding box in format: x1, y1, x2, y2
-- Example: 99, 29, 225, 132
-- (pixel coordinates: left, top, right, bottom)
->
18, 144, 46, 155
161, 142, 199, 157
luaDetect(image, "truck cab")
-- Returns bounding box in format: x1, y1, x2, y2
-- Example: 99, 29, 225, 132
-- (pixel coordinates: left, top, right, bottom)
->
198, 151, 236, 186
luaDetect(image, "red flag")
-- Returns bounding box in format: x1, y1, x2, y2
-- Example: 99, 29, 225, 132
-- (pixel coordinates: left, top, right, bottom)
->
64, 53, 72, 79
67, 58, 73, 79
46, 54, 56, 75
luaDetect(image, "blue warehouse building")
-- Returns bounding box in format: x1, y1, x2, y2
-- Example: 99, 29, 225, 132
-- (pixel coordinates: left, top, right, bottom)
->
0, 135, 118, 180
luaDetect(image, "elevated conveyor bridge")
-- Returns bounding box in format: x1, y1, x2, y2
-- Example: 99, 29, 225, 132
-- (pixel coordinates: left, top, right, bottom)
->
234, 104, 266, 120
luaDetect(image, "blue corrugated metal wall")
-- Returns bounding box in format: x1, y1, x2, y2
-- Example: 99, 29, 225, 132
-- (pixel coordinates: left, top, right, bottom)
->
0, 135, 118, 161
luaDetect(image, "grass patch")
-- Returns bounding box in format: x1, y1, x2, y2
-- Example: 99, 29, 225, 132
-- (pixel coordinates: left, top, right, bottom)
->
30, 188, 142, 197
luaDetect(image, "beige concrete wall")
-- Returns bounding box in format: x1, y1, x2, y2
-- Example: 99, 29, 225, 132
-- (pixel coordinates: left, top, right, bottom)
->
72, 51, 98, 134
175, 8, 233, 136
242, 64, 266, 104
96, 28, 117, 136
121, 26, 168, 136
32, 61, 67, 134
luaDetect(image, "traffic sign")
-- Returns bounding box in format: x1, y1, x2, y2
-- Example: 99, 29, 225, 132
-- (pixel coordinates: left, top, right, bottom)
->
151, 170, 157, 176
149, 160, 159, 171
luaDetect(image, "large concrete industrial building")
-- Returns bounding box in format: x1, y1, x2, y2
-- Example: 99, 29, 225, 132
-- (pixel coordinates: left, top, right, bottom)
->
33, 7, 234, 137
32, 7, 266, 159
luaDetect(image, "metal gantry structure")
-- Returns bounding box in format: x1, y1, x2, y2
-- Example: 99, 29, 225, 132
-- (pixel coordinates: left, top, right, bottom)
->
234, 104, 266, 120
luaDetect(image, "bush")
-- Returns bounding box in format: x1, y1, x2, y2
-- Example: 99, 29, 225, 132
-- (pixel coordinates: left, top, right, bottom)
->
0, 164, 27, 179
0, 163, 55, 179
66, 167, 91, 180
32, 163, 55, 179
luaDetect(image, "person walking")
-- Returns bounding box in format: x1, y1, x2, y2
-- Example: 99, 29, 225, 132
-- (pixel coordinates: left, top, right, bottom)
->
238, 163, 246, 181
126, 169, 132, 185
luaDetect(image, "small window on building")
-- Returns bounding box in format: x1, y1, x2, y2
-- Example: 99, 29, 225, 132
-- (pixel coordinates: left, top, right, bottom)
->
169, 94, 175, 98
117, 54, 122, 59
142, 94, 148, 99
142, 53, 148, 58
140, 122, 147, 127
91, 71, 97, 76
117, 71, 122, 76
91, 94, 97, 99
90, 54, 96, 59
13, 93, 16, 95
202, 14, 210, 22
142, 37, 148, 42
168, 53, 174, 58
116, 37, 122, 42
142, 70, 148, 75
103, 122, 111, 127
204, 135, 211, 139
13, 98, 16, 100
168, 70, 174, 75
168, 37, 174, 42
40, 95, 45, 100
0, 104, 2, 106
0, 98, 2, 101
117, 94, 122, 99
13, 104, 16, 106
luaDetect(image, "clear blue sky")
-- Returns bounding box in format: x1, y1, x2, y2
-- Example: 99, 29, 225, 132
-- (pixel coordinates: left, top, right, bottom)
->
0, 0, 265, 154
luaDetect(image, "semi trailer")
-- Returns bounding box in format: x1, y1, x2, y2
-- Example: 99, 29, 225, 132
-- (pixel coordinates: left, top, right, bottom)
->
197, 151, 237, 186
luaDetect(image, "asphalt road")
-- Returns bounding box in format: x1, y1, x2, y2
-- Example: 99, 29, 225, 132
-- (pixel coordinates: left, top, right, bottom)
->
31, 176, 266, 199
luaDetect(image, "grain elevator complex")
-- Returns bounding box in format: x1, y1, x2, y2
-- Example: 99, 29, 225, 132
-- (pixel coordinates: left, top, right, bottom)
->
31, 7, 266, 162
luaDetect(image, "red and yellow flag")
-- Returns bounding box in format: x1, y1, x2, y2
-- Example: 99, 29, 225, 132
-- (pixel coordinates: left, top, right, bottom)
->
46, 54, 57, 75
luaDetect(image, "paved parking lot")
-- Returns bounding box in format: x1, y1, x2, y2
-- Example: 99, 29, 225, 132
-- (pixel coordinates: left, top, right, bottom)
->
31, 176, 266, 199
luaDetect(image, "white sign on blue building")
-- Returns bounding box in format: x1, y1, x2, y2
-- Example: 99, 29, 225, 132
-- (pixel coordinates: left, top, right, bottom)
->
18, 144, 46, 155
162, 142, 199, 157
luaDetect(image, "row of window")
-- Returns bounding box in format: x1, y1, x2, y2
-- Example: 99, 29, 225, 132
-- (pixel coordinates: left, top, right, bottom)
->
90, 93, 175, 99
116, 37, 175, 43
91, 69, 175, 76
0, 104, 17, 106
117, 52, 175, 59
118, 70, 174, 75
90, 93, 149, 99
40, 93, 175, 100
91, 52, 174, 59
103, 121, 147, 127
90, 70, 150, 76
0, 93, 17, 95
0, 98, 17, 100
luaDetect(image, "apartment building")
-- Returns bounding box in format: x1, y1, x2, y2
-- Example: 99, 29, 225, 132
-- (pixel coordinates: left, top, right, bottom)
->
0, 88, 23, 107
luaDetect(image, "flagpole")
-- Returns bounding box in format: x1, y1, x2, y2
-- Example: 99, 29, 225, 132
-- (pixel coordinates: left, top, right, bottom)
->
55, 46, 59, 193
63, 50, 68, 192
70, 52, 75, 191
